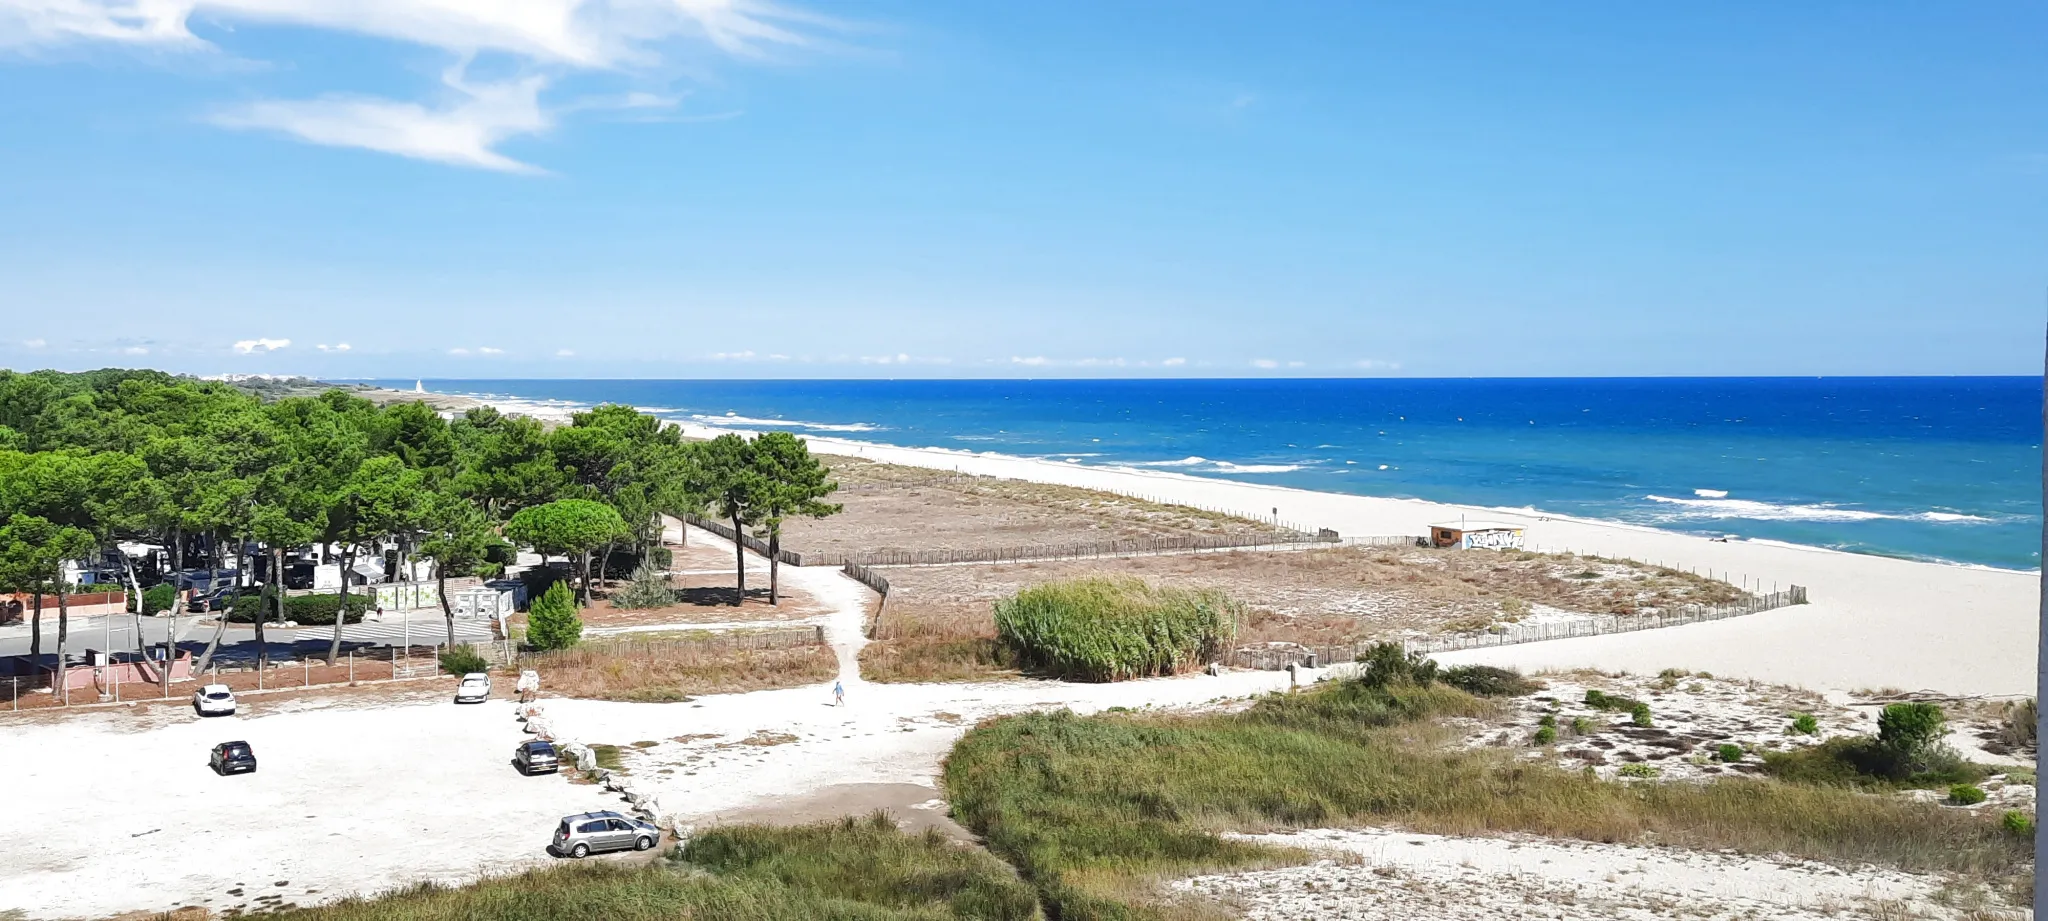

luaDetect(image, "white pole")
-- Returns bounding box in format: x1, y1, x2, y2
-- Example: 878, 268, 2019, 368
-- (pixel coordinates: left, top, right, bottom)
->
403, 608, 410, 677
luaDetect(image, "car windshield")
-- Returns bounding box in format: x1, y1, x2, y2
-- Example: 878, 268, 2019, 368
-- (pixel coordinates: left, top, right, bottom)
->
527, 743, 554, 754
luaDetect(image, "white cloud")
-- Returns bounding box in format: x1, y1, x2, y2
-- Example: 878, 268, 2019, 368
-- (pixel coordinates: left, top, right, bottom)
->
1010, 356, 1049, 367
477, 346, 504, 354
22, 338, 46, 348
1250, 358, 1279, 369
1161, 357, 1185, 366
5, 1, 835, 171
709, 350, 757, 361
1354, 359, 1401, 371
858, 353, 913, 365
1287, 360, 1305, 368
213, 66, 551, 174
556, 348, 575, 357
232, 337, 290, 353
315, 342, 351, 351
122, 345, 149, 355
448, 347, 470, 356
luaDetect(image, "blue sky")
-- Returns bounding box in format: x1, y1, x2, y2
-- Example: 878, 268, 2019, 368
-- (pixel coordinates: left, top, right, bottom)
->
1, 2, 2043, 379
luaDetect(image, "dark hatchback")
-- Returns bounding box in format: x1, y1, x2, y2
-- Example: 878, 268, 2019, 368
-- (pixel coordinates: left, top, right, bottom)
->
210, 741, 257, 775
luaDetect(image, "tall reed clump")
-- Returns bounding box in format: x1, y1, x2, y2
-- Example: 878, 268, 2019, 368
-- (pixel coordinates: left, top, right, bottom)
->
993, 577, 1239, 682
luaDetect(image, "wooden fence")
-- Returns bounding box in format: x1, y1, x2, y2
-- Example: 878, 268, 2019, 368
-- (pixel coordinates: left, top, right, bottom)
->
1230, 585, 1809, 671
689, 515, 1345, 569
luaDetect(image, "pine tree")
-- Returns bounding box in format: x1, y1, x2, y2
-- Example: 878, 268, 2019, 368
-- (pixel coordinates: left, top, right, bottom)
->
525, 581, 583, 651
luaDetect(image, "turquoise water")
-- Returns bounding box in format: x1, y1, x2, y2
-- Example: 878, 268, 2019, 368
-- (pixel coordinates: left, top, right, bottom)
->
384, 377, 2043, 570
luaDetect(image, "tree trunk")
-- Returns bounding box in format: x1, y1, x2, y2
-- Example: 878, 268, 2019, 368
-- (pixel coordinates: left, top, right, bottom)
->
600, 539, 616, 590
30, 591, 42, 659
578, 550, 593, 607
192, 604, 230, 675
328, 545, 354, 665
438, 560, 456, 648
118, 549, 147, 660
56, 587, 69, 704
164, 526, 182, 668
244, 538, 266, 669
768, 527, 781, 606
730, 512, 746, 605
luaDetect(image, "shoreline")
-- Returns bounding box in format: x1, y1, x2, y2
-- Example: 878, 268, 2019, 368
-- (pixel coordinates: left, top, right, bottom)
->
374, 385, 2038, 696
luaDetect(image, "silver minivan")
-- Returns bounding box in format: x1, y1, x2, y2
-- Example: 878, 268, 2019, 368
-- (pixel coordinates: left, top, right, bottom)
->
551, 811, 659, 858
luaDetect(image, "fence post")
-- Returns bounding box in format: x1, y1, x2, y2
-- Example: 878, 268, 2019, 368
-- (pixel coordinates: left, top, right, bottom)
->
349, 651, 354, 684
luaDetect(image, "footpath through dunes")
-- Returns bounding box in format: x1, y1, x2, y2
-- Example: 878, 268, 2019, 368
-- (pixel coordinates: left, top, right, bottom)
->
800, 439, 2038, 698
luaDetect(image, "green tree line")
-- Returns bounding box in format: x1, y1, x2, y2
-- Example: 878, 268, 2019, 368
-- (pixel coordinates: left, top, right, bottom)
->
0, 369, 838, 667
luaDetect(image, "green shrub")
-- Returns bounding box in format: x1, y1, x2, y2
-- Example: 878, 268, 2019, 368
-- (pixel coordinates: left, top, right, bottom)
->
1534, 725, 1557, 745
1631, 703, 1654, 728
1949, 784, 1987, 806
1716, 743, 1744, 763
1442, 664, 1537, 697
224, 591, 370, 625
526, 582, 583, 651
1571, 717, 1592, 735
608, 561, 675, 610
2006, 769, 2036, 786
993, 577, 1238, 682
1584, 689, 1609, 708
1879, 703, 1948, 764
142, 582, 177, 614
1763, 736, 1988, 789
1617, 762, 1660, 779
1356, 641, 1439, 688
439, 644, 488, 676
1790, 713, 1820, 735
1538, 713, 1557, 729
2002, 810, 2034, 836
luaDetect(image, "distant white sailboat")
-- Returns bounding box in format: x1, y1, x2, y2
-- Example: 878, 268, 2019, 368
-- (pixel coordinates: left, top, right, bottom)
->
414, 379, 425, 393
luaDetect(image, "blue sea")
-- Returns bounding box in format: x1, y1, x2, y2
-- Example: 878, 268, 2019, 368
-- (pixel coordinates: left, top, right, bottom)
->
377, 378, 2043, 571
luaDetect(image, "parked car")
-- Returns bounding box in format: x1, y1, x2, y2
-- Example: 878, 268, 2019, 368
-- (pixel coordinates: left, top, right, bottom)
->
551, 811, 659, 858
192, 683, 237, 716
514, 739, 560, 775
455, 672, 491, 703
209, 741, 257, 775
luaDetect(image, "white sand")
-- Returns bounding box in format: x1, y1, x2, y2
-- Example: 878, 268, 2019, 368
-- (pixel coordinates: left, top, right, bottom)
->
1176, 829, 1966, 920
681, 428, 2036, 698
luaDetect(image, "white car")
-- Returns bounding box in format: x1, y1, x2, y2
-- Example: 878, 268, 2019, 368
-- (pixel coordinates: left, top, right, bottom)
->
193, 683, 237, 716
455, 672, 492, 704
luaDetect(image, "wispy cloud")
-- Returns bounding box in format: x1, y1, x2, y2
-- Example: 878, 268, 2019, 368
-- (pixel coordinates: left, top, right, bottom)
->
1161, 357, 1186, 367
22, 338, 46, 348
1354, 359, 1401, 371
122, 345, 149, 355
448, 347, 469, 356
477, 346, 504, 355
1250, 358, 1279, 369
315, 342, 351, 352
556, 348, 575, 357
233, 337, 290, 353
4, 0, 838, 172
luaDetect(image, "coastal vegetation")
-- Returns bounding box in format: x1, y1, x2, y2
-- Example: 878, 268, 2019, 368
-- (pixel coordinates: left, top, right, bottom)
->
0, 369, 841, 676
993, 577, 1240, 682
255, 814, 1036, 921
942, 653, 2029, 919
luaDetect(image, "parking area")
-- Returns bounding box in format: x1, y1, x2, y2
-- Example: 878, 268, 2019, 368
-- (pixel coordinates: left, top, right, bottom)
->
0, 686, 619, 920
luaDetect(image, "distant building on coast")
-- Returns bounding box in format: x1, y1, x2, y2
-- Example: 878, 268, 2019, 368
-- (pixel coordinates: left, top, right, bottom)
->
1429, 520, 1526, 551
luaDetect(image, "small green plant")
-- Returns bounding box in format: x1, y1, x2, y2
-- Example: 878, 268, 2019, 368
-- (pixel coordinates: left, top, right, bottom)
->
1571, 717, 1592, 735
1534, 725, 1557, 745
1584, 689, 1609, 708
2001, 810, 2034, 836
608, 560, 677, 610
1949, 784, 1987, 806
1997, 698, 2037, 752
142, 582, 177, 615
437, 644, 488, 676
1789, 713, 1820, 735
1538, 713, 1557, 729
526, 581, 584, 651
2006, 769, 2036, 786
1499, 597, 1530, 620
995, 577, 1240, 682
1355, 642, 1440, 689
1631, 703, 1654, 728
1442, 664, 1537, 697
1618, 763, 1661, 779
1715, 743, 1744, 763
590, 744, 624, 772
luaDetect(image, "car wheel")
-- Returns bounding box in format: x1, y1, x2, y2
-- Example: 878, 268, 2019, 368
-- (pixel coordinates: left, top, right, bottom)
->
570, 843, 589, 859
636, 836, 654, 851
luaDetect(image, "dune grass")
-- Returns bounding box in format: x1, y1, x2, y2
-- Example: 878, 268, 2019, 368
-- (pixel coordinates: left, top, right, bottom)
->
994, 577, 1239, 682
260, 814, 1037, 921
536, 643, 838, 702
942, 678, 2032, 921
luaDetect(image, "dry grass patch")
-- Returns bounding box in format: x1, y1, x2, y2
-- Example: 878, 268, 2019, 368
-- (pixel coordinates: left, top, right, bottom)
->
533, 643, 837, 702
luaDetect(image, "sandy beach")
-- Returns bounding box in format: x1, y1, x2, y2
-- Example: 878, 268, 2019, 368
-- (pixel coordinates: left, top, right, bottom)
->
675, 423, 2033, 699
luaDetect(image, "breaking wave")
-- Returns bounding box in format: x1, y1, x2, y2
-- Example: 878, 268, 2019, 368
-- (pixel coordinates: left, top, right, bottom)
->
1645, 495, 1992, 524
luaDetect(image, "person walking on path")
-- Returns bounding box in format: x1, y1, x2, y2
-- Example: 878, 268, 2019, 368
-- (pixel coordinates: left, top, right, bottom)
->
833, 680, 845, 707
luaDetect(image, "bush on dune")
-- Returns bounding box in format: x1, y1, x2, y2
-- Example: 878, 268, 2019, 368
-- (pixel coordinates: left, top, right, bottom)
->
945, 669, 2029, 921
994, 577, 1238, 682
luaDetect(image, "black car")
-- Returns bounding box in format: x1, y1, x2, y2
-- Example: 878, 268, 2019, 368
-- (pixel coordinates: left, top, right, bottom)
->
210, 741, 257, 775
514, 740, 560, 775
